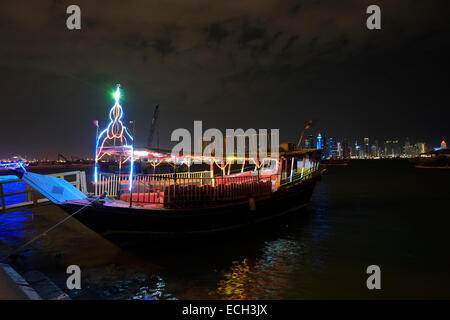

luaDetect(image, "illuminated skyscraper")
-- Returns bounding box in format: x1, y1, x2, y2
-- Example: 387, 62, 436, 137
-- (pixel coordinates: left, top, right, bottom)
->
342, 139, 350, 158
384, 140, 393, 158
316, 133, 323, 149
355, 141, 362, 158
363, 137, 370, 158
415, 142, 426, 154
370, 144, 376, 157
373, 140, 379, 157
403, 137, 414, 157
328, 137, 337, 158
384, 140, 401, 157
392, 140, 400, 157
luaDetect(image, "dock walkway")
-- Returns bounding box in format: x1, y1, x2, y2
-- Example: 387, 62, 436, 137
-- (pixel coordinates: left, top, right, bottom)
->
0, 263, 41, 300
0, 263, 71, 300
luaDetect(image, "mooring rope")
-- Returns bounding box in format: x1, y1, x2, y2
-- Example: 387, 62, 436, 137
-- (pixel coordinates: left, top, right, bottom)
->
0, 192, 107, 262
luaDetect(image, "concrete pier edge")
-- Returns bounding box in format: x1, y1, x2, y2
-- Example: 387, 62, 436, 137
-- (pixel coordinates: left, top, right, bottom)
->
0, 263, 42, 300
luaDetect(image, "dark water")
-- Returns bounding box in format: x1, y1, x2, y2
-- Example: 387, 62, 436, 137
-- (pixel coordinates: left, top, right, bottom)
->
1, 160, 449, 299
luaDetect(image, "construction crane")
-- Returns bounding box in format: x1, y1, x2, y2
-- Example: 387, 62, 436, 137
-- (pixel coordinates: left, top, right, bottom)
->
44, 152, 56, 162
147, 104, 159, 149
57, 153, 69, 163
296, 120, 315, 150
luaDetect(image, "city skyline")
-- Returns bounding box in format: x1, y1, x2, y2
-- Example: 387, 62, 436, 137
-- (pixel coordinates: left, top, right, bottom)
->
2, 132, 445, 162
302, 133, 445, 159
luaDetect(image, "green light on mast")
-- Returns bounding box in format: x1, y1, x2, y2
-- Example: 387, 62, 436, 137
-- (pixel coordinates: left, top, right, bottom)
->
113, 84, 121, 102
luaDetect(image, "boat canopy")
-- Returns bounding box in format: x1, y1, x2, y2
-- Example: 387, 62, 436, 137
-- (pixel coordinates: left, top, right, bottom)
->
21, 171, 87, 203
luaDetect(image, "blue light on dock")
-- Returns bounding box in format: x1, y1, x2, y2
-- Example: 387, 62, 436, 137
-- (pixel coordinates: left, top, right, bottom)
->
0, 162, 27, 172
0, 176, 27, 206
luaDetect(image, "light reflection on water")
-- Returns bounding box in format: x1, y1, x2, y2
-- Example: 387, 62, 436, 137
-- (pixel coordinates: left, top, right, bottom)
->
209, 181, 332, 300
213, 239, 304, 300
0, 209, 38, 258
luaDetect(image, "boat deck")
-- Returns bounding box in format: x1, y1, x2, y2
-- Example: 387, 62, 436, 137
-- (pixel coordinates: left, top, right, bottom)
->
59, 198, 165, 210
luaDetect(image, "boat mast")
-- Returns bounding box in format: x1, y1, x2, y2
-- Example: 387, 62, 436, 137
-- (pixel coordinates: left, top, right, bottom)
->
296, 120, 314, 150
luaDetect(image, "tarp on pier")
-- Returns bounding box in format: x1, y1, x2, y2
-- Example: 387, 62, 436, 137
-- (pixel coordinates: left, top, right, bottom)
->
21, 172, 87, 203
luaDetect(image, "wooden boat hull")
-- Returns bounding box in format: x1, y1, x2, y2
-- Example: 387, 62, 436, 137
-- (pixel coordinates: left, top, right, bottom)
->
57, 173, 320, 239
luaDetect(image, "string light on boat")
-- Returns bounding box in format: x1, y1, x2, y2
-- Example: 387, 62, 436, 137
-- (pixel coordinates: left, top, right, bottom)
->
0, 161, 27, 172
133, 150, 149, 157
94, 85, 135, 191
95, 85, 134, 163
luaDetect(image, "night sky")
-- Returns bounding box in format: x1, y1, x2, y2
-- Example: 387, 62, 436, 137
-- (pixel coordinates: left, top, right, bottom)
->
0, 0, 449, 159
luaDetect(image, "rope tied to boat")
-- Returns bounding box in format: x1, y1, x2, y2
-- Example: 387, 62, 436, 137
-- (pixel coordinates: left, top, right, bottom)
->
0, 192, 108, 262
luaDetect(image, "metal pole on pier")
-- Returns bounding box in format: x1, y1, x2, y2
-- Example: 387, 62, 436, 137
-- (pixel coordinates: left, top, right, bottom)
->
301, 156, 306, 178
210, 160, 215, 187
118, 155, 122, 198
129, 120, 136, 208
289, 157, 295, 182
94, 120, 99, 196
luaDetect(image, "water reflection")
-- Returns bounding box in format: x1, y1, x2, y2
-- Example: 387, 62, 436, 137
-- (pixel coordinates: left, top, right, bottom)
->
131, 276, 170, 300
66, 266, 175, 300
215, 258, 253, 299
211, 180, 332, 299
0, 209, 37, 258
211, 237, 324, 299
213, 239, 301, 299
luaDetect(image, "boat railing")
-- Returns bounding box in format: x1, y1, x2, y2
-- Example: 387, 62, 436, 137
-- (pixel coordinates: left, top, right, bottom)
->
95, 167, 319, 208
149, 171, 211, 180
0, 170, 88, 212
280, 168, 315, 186
95, 171, 211, 198
0, 178, 36, 212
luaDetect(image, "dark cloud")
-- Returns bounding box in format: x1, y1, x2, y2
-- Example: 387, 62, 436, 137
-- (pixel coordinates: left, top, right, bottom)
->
281, 35, 299, 55
0, 0, 449, 158
289, 3, 302, 15
151, 38, 176, 57
205, 23, 229, 44
238, 22, 266, 47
